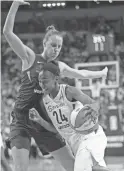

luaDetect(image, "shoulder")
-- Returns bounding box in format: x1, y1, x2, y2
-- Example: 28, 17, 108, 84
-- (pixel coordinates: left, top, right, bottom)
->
66, 86, 85, 99
65, 85, 75, 94
65, 85, 76, 101
51, 60, 59, 66
24, 46, 35, 64
22, 52, 36, 71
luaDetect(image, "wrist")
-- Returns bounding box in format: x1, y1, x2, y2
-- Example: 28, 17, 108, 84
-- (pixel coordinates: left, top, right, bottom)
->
37, 119, 42, 125
91, 102, 100, 112
100, 70, 104, 76
12, 1, 20, 8
96, 71, 103, 77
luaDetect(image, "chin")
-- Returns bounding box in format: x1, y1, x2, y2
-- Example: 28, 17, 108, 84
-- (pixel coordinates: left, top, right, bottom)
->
44, 91, 48, 95
52, 54, 58, 59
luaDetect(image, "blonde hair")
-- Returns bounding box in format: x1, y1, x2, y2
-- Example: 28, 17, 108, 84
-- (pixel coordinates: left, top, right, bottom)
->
43, 25, 62, 45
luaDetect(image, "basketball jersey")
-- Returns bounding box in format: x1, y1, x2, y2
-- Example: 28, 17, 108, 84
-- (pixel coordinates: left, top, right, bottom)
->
14, 55, 58, 111
14, 54, 45, 111
43, 84, 86, 155
13, 55, 59, 124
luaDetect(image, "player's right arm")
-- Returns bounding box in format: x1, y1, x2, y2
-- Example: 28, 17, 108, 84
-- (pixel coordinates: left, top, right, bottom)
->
66, 85, 100, 112
3, 1, 35, 68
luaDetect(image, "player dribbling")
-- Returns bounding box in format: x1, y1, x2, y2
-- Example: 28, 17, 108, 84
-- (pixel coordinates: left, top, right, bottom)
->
30, 63, 110, 171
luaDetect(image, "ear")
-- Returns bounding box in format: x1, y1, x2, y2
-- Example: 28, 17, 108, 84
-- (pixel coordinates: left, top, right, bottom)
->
43, 41, 46, 48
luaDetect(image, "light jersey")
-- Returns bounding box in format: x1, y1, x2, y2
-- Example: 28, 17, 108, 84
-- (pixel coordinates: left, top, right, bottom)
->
43, 84, 97, 155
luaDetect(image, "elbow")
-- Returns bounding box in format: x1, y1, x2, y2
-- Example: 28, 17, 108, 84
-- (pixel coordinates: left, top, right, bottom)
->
3, 29, 13, 41
3, 27, 7, 35
3, 27, 12, 36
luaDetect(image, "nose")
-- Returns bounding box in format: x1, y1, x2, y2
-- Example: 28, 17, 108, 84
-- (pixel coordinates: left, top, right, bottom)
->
39, 81, 44, 88
54, 47, 59, 53
42, 82, 45, 88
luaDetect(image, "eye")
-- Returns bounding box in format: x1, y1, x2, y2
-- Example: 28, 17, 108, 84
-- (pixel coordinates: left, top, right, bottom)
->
39, 80, 42, 84
51, 43, 57, 47
58, 45, 61, 49
42, 79, 49, 85
51, 43, 61, 48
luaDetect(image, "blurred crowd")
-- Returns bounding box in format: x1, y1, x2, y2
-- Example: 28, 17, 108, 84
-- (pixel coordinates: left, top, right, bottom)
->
10, 15, 114, 35
1, 12, 124, 158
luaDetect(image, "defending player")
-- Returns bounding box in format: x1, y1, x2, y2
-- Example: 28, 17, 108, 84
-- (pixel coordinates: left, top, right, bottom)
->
30, 63, 109, 171
3, 1, 108, 171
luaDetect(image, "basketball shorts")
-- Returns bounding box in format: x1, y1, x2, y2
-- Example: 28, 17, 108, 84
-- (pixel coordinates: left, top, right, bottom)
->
10, 110, 66, 152
74, 126, 107, 171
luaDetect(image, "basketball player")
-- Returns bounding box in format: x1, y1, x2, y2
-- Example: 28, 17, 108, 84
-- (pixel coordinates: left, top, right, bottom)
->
30, 63, 109, 171
3, 1, 108, 171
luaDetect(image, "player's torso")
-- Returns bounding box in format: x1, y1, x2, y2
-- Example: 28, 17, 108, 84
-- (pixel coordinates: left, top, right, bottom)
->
43, 84, 73, 132
14, 54, 47, 111
43, 84, 83, 154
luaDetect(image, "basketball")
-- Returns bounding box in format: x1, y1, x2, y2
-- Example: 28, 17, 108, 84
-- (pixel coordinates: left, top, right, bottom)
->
70, 104, 98, 132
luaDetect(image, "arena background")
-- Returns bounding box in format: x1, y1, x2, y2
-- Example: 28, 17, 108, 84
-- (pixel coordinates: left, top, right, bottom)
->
1, 1, 124, 171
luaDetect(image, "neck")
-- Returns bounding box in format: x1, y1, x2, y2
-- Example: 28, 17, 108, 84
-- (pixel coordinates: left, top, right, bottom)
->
41, 51, 47, 60
41, 51, 53, 62
49, 84, 60, 99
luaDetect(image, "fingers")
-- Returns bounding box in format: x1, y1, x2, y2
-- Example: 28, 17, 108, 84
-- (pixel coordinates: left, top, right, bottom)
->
105, 67, 108, 75
29, 109, 37, 120
29, 112, 35, 120
29, 108, 40, 123
14, 0, 30, 6
105, 67, 108, 72
104, 67, 108, 76
29, 112, 34, 118
24, 2, 30, 5
85, 109, 94, 117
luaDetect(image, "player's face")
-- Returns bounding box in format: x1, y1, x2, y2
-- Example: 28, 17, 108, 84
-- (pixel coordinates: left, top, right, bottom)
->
44, 35, 63, 61
39, 71, 57, 94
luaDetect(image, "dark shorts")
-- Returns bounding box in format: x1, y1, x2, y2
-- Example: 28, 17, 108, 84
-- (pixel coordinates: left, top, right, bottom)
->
10, 111, 66, 152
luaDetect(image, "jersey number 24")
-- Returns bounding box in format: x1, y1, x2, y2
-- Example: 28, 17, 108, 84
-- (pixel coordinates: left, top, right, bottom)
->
53, 109, 68, 124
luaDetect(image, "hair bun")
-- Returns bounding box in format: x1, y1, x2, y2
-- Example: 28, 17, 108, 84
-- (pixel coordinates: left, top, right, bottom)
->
46, 25, 56, 32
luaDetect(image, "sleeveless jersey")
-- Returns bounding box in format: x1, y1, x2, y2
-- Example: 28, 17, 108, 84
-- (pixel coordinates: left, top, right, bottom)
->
43, 84, 87, 155
14, 55, 58, 111
14, 54, 45, 112
12, 54, 58, 126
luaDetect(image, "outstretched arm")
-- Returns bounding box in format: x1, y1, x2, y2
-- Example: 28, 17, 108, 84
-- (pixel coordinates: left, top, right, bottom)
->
3, 0, 35, 65
66, 85, 100, 112
59, 61, 108, 79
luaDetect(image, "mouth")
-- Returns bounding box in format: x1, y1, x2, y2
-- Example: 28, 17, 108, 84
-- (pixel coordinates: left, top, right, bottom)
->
47, 53, 58, 61
53, 52, 58, 56
42, 88, 47, 92
41, 87, 47, 92
44, 88, 50, 93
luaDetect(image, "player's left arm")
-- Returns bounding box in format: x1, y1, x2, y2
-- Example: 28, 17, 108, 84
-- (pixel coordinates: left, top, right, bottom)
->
29, 108, 57, 133
66, 86, 100, 112
58, 61, 108, 79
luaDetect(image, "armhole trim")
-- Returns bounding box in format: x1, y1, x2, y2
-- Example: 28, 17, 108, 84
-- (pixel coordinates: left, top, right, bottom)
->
65, 85, 77, 103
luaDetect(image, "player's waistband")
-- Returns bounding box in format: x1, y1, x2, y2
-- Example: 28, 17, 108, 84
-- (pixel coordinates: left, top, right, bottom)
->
12, 108, 30, 121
